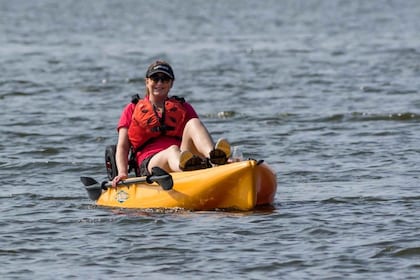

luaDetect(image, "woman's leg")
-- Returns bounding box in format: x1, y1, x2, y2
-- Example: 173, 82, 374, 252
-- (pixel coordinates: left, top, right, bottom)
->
180, 118, 214, 158
147, 118, 230, 174
147, 145, 183, 173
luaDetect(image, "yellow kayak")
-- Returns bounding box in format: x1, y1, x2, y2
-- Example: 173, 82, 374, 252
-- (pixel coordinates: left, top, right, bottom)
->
83, 159, 277, 211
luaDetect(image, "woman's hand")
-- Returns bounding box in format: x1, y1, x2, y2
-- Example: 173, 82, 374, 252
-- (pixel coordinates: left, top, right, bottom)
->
112, 173, 128, 187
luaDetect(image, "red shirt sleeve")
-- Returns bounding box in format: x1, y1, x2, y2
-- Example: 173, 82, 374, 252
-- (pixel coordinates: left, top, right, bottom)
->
117, 103, 136, 131
183, 101, 199, 120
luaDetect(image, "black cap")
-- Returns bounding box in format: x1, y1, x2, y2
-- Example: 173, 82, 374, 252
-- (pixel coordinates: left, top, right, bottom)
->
145, 61, 175, 80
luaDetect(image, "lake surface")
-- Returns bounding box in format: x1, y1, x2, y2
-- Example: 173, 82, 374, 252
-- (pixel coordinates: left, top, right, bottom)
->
1, 0, 419, 279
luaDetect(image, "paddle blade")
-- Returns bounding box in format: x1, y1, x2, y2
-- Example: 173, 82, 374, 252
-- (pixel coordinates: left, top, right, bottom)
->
85, 185, 103, 201
80, 176, 99, 186
80, 177, 102, 201
149, 167, 173, 190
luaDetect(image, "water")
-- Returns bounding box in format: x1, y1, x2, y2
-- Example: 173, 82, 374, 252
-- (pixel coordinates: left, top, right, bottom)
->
1, 0, 419, 279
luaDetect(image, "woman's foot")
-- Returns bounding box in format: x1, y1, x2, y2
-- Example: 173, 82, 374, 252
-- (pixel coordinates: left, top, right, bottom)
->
209, 138, 231, 165
179, 151, 208, 171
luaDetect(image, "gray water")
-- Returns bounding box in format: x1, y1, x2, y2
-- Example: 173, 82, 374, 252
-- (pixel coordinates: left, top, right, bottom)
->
1, 0, 419, 279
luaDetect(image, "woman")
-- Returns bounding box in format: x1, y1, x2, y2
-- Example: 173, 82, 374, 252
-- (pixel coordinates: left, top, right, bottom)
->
112, 60, 231, 187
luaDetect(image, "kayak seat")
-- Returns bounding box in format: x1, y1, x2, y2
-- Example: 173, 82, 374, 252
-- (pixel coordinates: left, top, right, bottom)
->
105, 144, 140, 180
105, 144, 118, 180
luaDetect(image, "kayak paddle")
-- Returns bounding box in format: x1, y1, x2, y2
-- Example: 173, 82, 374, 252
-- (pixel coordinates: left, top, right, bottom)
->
81, 167, 173, 201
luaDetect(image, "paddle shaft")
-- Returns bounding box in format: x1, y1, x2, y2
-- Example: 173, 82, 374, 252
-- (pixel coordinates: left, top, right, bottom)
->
81, 167, 173, 201
102, 175, 168, 189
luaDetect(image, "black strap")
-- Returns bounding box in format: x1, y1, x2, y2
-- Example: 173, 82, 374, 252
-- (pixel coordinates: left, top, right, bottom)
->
132, 94, 185, 104
131, 94, 141, 104
171, 95, 185, 103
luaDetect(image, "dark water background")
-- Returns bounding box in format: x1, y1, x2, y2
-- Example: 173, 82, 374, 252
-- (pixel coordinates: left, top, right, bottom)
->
1, 0, 419, 279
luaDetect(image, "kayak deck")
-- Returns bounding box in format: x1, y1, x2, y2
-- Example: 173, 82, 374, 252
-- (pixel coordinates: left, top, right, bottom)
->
96, 160, 277, 211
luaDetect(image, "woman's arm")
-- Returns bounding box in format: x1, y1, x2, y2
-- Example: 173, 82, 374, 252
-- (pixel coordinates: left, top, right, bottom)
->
112, 127, 130, 187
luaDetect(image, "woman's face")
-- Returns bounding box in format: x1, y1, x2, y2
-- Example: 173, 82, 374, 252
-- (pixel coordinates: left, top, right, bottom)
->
146, 74, 173, 100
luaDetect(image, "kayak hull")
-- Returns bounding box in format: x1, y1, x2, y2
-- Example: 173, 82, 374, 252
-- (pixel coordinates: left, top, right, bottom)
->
96, 160, 277, 211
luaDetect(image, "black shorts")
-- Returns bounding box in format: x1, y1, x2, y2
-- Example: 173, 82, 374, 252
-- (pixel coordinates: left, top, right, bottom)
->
139, 155, 153, 176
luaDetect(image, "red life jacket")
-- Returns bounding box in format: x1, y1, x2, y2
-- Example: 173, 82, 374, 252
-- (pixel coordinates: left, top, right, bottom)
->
128, 97, 188, 150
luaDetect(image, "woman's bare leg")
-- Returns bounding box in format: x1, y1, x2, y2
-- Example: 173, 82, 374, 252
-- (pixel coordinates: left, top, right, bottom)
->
147, 145, 183, 173
180, 118, 214, 158
147, 118, 225, 174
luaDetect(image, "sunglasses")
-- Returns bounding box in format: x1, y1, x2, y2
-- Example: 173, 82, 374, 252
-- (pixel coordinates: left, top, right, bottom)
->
149, 75, 171, 83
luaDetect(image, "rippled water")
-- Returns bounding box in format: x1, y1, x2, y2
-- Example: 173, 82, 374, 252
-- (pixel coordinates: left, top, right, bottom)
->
1, 0, 419, 279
